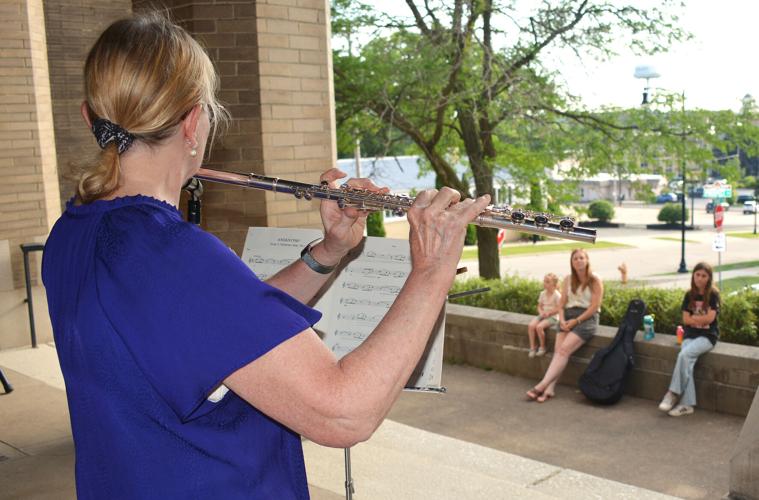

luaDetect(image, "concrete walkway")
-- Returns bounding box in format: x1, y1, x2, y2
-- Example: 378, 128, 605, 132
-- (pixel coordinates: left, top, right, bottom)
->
0, 344, 742, 499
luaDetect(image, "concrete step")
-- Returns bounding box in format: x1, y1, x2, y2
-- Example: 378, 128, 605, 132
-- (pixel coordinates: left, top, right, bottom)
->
303, 419, 677, 499
2, 345, 677, 499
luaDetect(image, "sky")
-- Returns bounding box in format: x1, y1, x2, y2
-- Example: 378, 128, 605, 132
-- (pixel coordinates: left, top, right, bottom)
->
356, 0, 759, 112
552, 0, 759, 111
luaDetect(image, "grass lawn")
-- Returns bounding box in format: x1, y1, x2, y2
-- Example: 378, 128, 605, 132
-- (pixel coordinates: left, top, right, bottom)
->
460, 240, 632, 260
718, 276, 759, 294
714, 260, 759, 272
727, 232, 759, 239
656, 259, 759, 276
654, 237, 700, 243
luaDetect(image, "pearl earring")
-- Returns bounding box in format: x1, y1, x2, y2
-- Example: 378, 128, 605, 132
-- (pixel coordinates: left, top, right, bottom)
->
190, 148, 198, 157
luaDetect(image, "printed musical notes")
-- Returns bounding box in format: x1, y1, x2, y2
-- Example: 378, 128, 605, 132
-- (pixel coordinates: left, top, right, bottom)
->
241, 227, 445, 391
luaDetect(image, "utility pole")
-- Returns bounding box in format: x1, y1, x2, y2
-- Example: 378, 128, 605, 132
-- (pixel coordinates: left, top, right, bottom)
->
677, 91, 688, 274
354, 134, 361, 178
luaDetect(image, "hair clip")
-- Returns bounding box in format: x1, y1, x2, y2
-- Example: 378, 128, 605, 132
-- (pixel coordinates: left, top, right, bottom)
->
92, 118, 135, 155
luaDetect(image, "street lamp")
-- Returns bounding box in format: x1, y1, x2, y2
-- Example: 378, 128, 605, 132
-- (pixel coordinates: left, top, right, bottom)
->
634, 65, 688, 273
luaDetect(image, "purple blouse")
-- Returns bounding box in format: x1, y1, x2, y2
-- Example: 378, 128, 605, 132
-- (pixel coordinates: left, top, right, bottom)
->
42, 195, 321, 499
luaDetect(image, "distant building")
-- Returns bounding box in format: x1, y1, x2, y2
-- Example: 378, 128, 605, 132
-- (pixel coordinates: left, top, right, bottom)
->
564, 172, 667, 202
550, 159, 668, 202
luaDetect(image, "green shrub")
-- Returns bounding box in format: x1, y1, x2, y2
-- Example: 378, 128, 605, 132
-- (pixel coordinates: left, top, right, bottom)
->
464, 224, 477, 245
588, 200, 615, 222
366, 211, 386, 237
720, 293, 759, 345
449, 276, 759, 346
449, 276, 542, 314
599, 284, 683, 335
658, 203, 689, 224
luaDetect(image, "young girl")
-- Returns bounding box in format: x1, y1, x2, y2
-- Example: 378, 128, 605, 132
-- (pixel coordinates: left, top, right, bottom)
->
527, 273, 561, 357
526, 249, 603, 402
658, 262, 720, 416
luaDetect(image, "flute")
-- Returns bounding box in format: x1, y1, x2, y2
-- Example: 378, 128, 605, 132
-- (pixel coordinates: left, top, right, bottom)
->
194, 167, 597, 243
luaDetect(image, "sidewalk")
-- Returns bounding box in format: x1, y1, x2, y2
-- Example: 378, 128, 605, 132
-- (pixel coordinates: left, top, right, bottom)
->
0, 344, 742, 499
460, 224, 759, 287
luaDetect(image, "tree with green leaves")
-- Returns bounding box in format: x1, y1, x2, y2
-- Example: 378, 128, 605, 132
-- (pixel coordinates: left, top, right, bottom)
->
332, 0, 756, 278
333, 0, 690, 278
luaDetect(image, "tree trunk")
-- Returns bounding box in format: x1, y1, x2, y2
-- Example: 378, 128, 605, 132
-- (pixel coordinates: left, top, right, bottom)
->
458, 106, 500, 279
475, 226, 500, 279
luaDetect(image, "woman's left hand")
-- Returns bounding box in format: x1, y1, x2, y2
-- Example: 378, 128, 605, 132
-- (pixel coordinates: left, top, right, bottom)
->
317, 168, 389, 262
561, 318, 577, 331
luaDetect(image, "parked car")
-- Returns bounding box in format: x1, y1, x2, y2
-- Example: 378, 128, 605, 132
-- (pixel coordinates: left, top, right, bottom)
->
656, 192, 678, 203
706, 200, 730, 213
737, 194, 756, 205
744, 200, 758, 214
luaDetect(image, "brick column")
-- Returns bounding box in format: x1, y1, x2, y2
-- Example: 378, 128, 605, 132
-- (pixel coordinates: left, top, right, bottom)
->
173, 1, 269, 252
255, 0, 336, 230
162, 0, 336, 252
0, 0, 62, 289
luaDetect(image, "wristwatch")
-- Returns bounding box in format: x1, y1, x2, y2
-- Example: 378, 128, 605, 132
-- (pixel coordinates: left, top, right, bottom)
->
300, 239, 337, 274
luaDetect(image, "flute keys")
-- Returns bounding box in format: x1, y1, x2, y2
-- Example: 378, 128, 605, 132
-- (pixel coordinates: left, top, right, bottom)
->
559, 218, 575, 232
533, 214, 549, 228
510, 210, 526, 224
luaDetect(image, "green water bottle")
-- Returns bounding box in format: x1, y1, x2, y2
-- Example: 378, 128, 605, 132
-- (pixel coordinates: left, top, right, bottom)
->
643, 314, 655, 341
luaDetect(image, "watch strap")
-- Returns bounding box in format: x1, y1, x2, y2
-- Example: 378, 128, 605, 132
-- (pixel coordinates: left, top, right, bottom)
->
300, 239, 337, 274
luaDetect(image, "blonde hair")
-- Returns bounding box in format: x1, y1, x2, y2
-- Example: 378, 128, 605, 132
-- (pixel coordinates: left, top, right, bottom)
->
544, 273, 559, 286
76, 11, 228, 203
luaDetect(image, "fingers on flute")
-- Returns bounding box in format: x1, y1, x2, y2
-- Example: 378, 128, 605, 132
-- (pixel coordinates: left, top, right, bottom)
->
454, 194, 490, 220
411, 189, 438, 209
427, 186, 461, 211
344, 177, 389, 193
320, 168, 347, 186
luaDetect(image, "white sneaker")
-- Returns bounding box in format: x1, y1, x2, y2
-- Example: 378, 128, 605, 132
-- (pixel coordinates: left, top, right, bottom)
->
536, 348, 546, 357
658, 392, 678, 412
668, 404, 694, 417
528, 349, 536, 358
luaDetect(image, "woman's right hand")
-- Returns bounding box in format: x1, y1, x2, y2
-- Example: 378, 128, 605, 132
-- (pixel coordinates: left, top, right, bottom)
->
406, 187, 490, 283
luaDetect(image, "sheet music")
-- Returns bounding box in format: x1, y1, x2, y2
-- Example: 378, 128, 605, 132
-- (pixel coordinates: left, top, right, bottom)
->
241, 227, 445, 391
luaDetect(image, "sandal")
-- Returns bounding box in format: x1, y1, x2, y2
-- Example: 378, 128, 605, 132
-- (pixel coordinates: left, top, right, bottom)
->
526, 387, 543, 401
537, 392, 554, 403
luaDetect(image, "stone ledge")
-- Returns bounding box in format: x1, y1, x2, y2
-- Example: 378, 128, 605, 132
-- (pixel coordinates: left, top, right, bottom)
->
445, 303, 759, 417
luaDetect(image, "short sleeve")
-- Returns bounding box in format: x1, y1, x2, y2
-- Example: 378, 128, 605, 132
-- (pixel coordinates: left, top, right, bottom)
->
710, 291, 721, 312
94, 205, 321, 422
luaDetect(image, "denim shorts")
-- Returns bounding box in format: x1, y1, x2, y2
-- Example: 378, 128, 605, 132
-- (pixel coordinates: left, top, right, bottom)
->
564, 306, 598, 342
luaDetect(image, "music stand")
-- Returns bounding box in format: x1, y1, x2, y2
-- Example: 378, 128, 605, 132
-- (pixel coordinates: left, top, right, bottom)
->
0, 368, 12, 394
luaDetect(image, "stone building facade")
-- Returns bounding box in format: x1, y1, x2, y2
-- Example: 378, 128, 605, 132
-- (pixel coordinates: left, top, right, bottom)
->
0, 0, 335, 289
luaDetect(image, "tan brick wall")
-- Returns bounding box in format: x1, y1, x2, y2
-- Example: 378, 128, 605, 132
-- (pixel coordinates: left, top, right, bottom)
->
0, 0, 62, 288
256, 0, 336, 231
6, 0, 336, 261
43, 0, 131, 206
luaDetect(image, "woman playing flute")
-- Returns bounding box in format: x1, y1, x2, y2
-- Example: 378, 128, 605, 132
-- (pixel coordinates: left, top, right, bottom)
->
41, 11, 489, 499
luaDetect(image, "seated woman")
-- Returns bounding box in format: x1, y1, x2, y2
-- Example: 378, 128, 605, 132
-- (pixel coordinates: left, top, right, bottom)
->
658, 262, 720, 417
526, 249, 604, 402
